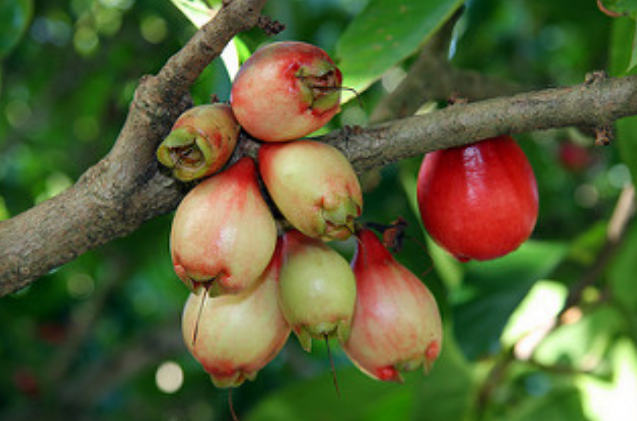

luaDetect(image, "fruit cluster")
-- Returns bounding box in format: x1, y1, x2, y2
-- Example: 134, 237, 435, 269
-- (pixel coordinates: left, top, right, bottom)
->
158, 40, 540, 392
158, 41, 443, 389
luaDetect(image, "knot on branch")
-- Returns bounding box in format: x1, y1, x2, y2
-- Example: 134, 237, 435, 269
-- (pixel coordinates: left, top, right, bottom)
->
258, 15, 286, 36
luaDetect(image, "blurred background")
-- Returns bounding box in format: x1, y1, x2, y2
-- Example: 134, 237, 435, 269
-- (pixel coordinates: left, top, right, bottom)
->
1, 0, 637, 420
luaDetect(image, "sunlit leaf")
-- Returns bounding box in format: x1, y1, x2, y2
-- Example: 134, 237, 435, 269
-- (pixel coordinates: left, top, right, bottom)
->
501, 280, 568, 349
576, 338, 637, 421
0, 0, 32, 59
335, 0, 465, 103
451, 241, 568, 360
534, 305, 625, 368
169, 0, 214, 28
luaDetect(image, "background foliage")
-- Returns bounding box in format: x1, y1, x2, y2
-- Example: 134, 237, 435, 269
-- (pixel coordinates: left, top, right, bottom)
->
1, 0, 637, 420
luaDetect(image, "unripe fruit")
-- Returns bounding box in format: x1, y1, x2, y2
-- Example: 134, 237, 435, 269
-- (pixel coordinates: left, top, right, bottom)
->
171, 157, 277, 294
258, 140, 362, 241
157, 103, 239, 181
278, 230, 356, 351
181, 243, 290, 388
417, 135, 539, 262
343, 229, 443, 383
230, 41, 342, 142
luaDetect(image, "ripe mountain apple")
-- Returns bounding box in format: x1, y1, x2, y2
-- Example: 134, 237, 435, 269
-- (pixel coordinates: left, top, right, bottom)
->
417, 135, 538, 261
231, 41, 342, 142
343, 229, 443, 382
170, 157, 277, 294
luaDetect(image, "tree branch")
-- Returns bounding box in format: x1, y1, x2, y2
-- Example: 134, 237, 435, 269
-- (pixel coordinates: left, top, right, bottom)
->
1, 11, 637, 296
0, 0, 269, 296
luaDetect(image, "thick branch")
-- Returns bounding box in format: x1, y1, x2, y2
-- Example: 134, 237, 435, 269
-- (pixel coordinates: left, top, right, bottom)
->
1, 56, 637, 296
0, 0, 269, 296
325, 74, 637, 172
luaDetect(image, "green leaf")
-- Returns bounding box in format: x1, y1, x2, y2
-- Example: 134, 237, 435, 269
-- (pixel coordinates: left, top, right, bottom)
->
335, 0, 465, 103
248, 327, 475, 421
496, 387, 589, 421
0, 0, 32, 59
534, 305, 625, 367
452, 241, 568, 360
169, 0, 214, 28
630, 22, 637, 71
609, 17, 637, 181
607, 221, 637, 312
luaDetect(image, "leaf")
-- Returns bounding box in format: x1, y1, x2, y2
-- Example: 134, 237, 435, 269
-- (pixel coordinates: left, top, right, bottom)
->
247, 327, 475, 421
630, 21, 637, 72
607, 221, 637, 312
576, 338, 637, 421
496, 387, 589, 421
335, 0, 465, 103
451, 241, 568, 360
0, 0, 32, 59
169, 0, 215, 28
610, 17, 637, 181
534, 305, 625, 367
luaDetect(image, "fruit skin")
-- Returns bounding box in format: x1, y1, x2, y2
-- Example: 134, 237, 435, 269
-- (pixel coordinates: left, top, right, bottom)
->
230, 41, 342, 142
343, 229, 443, 383
258, 140, 362, 241
277, 230, 356, 351
157, 103, 239, 182
181, 242, 290, 388
417, 135, 539, 262
170, 157, 277, 294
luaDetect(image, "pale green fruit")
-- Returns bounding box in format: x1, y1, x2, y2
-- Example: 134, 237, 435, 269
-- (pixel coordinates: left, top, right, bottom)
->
278, 230, 356, 351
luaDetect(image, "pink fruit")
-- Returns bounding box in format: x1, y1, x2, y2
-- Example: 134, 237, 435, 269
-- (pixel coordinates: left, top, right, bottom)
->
417, 135, 539, 262
157, 103, 240, 181
277, 230, 356, 351
170, 157, 277, 294
230, 41, 342, 142
181, 242, 290, 388
343, 229, 443, 383
258, 140, 362, 241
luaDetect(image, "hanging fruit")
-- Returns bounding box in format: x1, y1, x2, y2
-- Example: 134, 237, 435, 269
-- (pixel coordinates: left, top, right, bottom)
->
417, 135, 539, 262
343, 229, 443, 383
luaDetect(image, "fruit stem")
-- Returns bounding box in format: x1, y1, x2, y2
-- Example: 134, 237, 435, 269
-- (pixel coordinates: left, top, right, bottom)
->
191, 283, 211, 347
228, 388, 240, 421
325, 334, 341, 398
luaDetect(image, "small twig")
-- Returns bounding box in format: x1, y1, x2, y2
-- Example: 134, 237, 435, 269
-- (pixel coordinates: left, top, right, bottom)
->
257, 15, 285, 36
597, 0, 624, 18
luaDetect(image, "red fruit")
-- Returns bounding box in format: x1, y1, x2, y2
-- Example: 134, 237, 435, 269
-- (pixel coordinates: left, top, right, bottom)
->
157, 103, 239, 181
230, 41, 342, 142
343, 229, 443, 382
181, 243, 290, 388
258, 140, 362, 241
277, 230, 356, 351
417, 135, 539, 262
170, 157, 277, 294
558, 141, 591, 172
